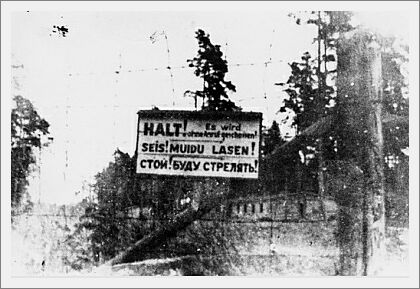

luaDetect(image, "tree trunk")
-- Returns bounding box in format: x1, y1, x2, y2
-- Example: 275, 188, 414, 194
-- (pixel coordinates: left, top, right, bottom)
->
362, 38, 386, 276
317, 139, 327, 221
336, 31, 386, 275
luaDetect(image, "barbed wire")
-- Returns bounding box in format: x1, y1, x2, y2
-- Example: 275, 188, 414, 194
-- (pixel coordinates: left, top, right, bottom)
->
30, 58, 286, 113
66, 60, 284, 78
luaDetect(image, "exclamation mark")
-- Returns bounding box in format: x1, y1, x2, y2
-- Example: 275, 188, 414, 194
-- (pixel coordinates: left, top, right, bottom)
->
254, 160, 258, 173
183, 119, 188, 137
165, 140, 169, 153
251, 142, 255, 155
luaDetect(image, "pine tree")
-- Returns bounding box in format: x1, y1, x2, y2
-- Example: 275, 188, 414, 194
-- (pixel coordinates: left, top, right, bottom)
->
262, 120, 284, 157
185, 29, 240, 111
279, 12, 354, 151
11, 95, 50, 214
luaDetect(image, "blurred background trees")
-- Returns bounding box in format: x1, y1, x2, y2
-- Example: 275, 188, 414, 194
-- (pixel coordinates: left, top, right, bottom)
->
11, 95, 51, 216
277, 12, 409, 226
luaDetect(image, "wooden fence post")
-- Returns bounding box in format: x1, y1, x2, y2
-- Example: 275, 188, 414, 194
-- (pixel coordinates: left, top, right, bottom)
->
336, 30, 386, 275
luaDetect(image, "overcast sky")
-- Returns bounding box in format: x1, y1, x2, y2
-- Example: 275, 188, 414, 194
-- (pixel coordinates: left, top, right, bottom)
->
9, 6, 412, 204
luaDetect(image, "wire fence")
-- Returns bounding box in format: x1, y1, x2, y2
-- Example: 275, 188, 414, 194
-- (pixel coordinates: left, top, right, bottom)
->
11, 206, 340, 276
66, 59, 284, 77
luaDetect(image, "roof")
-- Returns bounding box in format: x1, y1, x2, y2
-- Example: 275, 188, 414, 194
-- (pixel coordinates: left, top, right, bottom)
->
267, 109, 409, 161
269, 115, 334, 159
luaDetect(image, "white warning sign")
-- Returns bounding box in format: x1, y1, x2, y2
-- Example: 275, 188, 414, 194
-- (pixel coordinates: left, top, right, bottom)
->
135, 110, 262, 179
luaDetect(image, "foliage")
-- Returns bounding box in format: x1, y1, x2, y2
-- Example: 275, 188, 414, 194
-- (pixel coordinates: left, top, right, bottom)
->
279, 51, 332, 131
61, 199, 97, 271
75, 147, 204, 263
185, 29, 240, 111
287, 12, 408, 161
76, 149, 142, 261
11, 95, 50, 214
267, 12, 357, 206
278, 12, 355, 161
262, 120, 285, 157
279, 12, 408, 186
